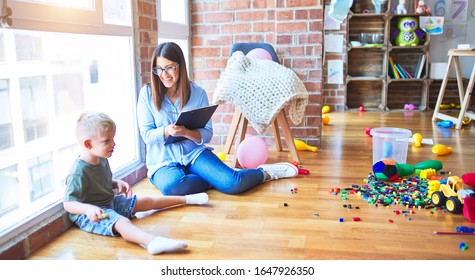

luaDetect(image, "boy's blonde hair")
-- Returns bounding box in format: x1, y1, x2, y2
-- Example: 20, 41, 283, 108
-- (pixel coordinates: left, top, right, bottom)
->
75, 111, 116, 141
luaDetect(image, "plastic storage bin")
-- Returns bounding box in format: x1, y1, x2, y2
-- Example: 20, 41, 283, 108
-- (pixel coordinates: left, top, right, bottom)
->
370, 127, 412, 163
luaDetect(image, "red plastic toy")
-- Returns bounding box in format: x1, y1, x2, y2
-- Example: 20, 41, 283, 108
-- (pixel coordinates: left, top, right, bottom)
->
365, 127, 372, 136
463, 196, 475, 223
462, 173, 475, 188
298, 168, 309, 175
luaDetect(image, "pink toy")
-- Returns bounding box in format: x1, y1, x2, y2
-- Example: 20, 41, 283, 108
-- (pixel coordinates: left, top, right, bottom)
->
415, 0, 430, 14
359, 106, 365, 112
246, 48, 272, 60
365, 127, 372, 136
404, 103, 417, 110
236, 136, 269, 168
462, 173, 475, 188
463, 196, 475, 223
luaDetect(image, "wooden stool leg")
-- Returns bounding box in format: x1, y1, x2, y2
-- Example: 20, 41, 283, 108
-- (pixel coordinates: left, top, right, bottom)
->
271, 118, 283, 152
224, 107, 242, 154
276, 110, 300, 163
232, 114, 248, 168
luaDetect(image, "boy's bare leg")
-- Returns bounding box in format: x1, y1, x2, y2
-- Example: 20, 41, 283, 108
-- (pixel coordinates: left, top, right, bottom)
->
133, 193, 208, 212
114, 217, 187, 254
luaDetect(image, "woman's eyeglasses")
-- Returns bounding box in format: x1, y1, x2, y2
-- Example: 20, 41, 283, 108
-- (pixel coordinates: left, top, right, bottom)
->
153, 64, 179, 76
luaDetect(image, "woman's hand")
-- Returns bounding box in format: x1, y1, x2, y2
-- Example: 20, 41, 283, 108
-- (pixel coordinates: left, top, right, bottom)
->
167, 124, 189, 138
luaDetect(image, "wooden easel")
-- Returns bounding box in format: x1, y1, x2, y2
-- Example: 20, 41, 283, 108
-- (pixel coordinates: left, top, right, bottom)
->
432, 49, 475, 129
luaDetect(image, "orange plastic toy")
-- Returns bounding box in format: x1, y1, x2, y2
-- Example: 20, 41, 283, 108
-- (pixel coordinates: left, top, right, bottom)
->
432, 144, 453, 155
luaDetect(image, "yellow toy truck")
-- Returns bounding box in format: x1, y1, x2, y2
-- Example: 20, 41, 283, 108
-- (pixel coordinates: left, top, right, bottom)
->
430, 176, 474, 213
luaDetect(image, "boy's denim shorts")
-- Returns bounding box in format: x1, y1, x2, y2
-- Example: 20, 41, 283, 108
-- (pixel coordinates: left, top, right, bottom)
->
74, 194, 137, 237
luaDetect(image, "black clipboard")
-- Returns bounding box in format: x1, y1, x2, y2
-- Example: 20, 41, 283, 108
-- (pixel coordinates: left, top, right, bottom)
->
165, 104, 219, 144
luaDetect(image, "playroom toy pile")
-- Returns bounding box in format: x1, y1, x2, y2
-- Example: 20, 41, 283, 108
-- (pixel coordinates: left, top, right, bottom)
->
346, 157, 475, 223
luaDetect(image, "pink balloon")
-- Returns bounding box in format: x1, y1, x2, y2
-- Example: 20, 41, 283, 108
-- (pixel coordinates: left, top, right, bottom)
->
246, 48, 273, 60
237, 136, 269, 169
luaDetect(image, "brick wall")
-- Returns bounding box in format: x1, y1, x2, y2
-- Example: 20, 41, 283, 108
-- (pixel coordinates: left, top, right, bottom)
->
190, 0, 324, 147
322, 0, 347, 112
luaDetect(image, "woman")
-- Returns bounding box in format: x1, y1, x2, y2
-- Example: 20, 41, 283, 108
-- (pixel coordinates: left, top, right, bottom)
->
136, 42, 298, 195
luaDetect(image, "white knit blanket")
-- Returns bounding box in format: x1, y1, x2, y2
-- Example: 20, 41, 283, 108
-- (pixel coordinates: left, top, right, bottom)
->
213, 51, 309, 134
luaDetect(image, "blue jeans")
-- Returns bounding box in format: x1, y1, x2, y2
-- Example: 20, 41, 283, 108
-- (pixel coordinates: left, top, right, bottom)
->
150, 149, 265, 195
74, 194, 137, 237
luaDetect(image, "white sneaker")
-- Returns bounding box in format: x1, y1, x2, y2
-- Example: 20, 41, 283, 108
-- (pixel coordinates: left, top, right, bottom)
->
258, 162, 298, 181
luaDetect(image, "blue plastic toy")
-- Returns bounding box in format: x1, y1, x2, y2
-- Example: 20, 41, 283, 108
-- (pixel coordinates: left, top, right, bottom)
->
456, 226, 475, 233
437, 120, 454, 128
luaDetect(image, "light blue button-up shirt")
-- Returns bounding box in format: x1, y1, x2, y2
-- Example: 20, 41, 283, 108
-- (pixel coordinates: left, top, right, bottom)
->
137, 83, 213, 178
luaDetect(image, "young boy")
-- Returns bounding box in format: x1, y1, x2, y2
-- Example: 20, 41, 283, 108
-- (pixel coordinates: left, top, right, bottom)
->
63, 111, 209, 255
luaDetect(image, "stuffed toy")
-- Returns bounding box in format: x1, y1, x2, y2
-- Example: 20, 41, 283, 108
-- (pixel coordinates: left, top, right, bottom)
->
396, 0, 407, 15
415, 0, 430, 14
395, 17, 421, 46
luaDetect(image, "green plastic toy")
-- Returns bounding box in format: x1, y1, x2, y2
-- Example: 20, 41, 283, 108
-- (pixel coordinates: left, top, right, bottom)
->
373, 158, 443, 181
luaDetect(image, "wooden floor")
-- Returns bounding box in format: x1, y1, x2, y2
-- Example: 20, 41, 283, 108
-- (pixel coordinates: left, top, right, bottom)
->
28, 111, 475, 260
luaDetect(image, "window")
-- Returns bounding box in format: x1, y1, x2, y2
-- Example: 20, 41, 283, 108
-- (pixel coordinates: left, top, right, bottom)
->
157, 0, 190, 73
0, 0, 138, 239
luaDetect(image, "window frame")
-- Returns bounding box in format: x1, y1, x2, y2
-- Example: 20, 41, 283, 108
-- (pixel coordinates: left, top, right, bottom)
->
157, 0, 191, 76
0, 0, 141, 244
9, 0, 132, 35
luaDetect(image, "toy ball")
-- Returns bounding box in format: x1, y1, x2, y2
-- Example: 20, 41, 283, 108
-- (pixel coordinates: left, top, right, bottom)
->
322, 115, 330, 125
322, 105, 330, 114
359, 106, 365, 112
246, 48, 273, 60
217, 152, 226, 161
365, 127, 372, 136
373, 158, 399, 181
236, 136, 269, 169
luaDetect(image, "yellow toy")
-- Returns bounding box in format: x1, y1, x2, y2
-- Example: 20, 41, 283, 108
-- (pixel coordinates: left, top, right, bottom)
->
431, 176, 472, 213
427, 180, 440, 198
412, 133, 422, 148
432, 144, 453, 156
217, 152, 227, 161
99, 213, 109, 220
294, 139, 318, 152
322, 105, 330, 114
419, 168, 436, 179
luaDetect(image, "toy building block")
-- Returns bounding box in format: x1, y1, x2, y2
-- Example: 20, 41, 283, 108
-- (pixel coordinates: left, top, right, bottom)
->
420, 168, 436, 179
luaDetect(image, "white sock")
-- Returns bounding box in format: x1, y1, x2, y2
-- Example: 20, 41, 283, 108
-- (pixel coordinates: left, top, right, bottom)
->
147, 236, 188, 255
185, 193, 209, 205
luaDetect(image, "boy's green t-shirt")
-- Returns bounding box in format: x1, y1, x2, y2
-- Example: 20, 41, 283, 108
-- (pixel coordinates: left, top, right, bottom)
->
64, 157, 114, 222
